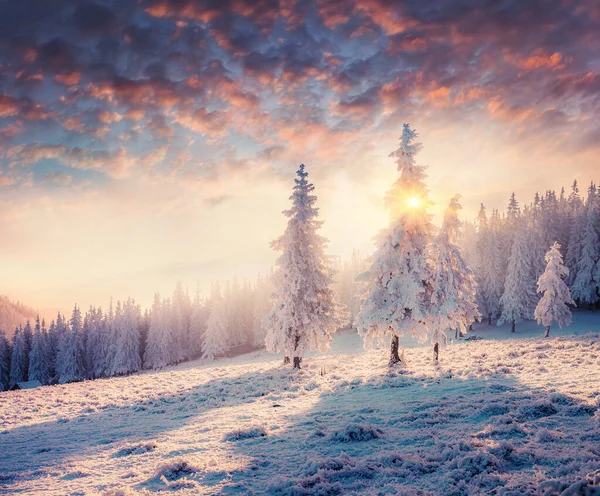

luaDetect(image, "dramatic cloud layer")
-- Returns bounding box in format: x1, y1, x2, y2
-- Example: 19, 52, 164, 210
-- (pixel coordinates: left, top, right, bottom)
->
1, 0, 599, 310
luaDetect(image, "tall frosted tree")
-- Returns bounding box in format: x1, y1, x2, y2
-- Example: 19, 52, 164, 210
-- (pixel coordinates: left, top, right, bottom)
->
10, 327, 27, 387
428, 196, 480, 362
498, 219, 538, 332
144, 294, 172, 370
202, 284, 229, 361
110, 298, 141, 376
356, 124, 433, 366
28, 316, 51, 385
566, 180, 584, 285
571, 202, 599, 307
475, 205, 503, 324
0, 331, 10, 391
534, 242, 575, 337
264, 163, 341, 369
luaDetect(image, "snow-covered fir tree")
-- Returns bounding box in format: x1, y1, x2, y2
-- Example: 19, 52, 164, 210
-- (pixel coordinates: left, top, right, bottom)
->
428, 196, 480, 362
21, 320, 32, 380
9, 327, 27, 387
0, 331, 10, 391
144, 294, 172, 370
565, 181, 584, 285
498, 219, 538, 332
202, 284, 229, 361
56, 305, 84, 384
189, 286, 207, 360
534, 242, 575, 337
570, 199, 599, 307
475, 205, 504, 324
110, 298, 141, 376
356, 124, 433, 366
170, 283, 187, 364
28, 316, 52, 385
264, 163, 342, 368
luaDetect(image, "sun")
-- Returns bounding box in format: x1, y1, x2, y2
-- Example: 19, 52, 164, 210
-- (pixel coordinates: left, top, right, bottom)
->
408, 197, 420, 208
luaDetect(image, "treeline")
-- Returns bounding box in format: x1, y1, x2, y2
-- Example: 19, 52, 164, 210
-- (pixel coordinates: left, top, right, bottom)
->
462, 181, 600, 329
0, 277, 274, 391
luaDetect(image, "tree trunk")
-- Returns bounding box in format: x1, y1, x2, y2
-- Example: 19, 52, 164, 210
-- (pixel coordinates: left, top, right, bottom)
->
283, 356, 290, 364
433, 343, 439, 363
455, 328, 458, 339
488, 314, 492, 325
544, 326, 550, 338
389, 334, 401, 367
511, 320, 515, 333
293, 357, 302, 369
469, 323, 473, 332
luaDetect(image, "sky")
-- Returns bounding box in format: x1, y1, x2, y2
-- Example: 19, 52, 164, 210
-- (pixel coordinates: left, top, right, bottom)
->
0, 0, 599, 314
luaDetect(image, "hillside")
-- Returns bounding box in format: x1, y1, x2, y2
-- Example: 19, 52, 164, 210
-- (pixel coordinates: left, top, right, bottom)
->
2, 317, 600, 495
0, 294, 38, 337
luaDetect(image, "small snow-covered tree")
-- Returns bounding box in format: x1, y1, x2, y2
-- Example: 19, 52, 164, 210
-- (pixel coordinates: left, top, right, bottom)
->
264, 163, 342, 368
498, 219, 538, 332
428, 196, 480, 362
9, 327, 27, 387
28, 316, 52, 385
0, 331, 10, 391
534, 242, 575, 337
110, 298, 141, 376
356, 124, 433, 366
202, 284, 229, 361
144, 294, 171, 370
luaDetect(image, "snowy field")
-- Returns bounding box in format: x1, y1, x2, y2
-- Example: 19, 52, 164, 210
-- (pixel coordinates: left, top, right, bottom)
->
2, 313, 600, 495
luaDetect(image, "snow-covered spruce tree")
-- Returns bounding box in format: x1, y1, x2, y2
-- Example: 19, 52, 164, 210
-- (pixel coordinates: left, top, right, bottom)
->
9, 327, 27, 387
110, 298, 141, 376
474, 205, 503, 325
264, 164, 342, 369
534, 242, 575, 337
170, 283, 187, 364
0, 331, 10, 391
22, 320, 32, 377
56, 305, 84, 384
428, 196, 480, 362
565, 180, 584, 286
498, 219, 538, 332
28, 316, 52, 385
356, 124, 433, 366
144, 294, 171, 370
570, 201, 599, 308
188, 286, 207, 360
202, 283, 229, 361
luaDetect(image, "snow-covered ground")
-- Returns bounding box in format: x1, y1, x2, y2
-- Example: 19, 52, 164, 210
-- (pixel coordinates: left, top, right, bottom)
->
2, 312, 600, 495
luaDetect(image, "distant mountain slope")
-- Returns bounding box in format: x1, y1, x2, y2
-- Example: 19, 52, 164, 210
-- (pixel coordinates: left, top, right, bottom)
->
0, 295, 38, 337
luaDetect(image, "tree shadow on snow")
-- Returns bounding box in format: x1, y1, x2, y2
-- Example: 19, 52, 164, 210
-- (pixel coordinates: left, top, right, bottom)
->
213, 364, 600, 495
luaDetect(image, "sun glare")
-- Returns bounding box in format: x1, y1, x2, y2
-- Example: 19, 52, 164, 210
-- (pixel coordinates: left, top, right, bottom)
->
408, 197, 420, 208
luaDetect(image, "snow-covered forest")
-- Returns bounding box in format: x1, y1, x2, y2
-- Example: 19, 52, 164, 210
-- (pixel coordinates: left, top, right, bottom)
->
2, 125, 600, 390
